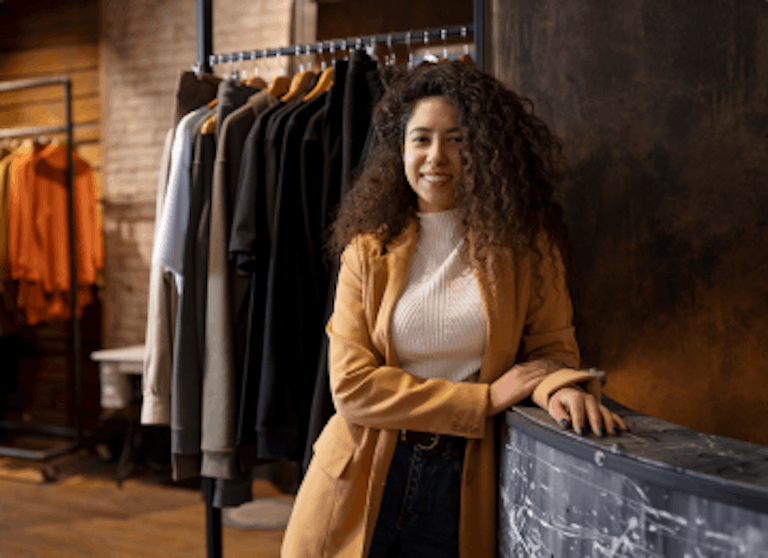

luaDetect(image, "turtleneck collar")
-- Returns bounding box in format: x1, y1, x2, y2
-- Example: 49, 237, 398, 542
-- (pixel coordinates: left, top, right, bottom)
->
417, 207, 463, 246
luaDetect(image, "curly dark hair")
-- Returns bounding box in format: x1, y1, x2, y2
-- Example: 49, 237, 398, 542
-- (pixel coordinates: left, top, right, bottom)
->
328, 60, 572, 282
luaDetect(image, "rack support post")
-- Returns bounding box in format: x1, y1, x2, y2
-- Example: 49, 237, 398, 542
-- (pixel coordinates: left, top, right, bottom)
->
196, 0, 213, 74
0, 76, 82, 462
474, 0, 485, 71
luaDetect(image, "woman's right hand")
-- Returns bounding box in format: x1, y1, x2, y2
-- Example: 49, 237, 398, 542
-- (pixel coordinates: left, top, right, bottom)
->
488, 360, 560, 415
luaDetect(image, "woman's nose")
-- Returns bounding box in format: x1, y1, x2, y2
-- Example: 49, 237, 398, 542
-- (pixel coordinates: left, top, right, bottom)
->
427, 141, 446, 164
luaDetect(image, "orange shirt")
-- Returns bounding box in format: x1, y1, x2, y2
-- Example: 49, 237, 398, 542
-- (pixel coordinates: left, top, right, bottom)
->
7, 141, 102, 324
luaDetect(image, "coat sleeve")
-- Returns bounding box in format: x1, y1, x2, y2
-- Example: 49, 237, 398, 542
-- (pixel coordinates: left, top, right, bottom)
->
326, 239, 490, 439
521, 244, 602, 408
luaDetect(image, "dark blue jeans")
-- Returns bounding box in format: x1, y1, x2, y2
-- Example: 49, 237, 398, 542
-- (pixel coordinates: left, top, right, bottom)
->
368, 438, 464, 558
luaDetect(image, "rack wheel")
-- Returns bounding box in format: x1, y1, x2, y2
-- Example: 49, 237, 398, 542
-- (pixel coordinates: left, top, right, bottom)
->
41, 464, 59, 483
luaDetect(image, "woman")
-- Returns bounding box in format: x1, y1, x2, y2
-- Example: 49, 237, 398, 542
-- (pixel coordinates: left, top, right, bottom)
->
282, 61, 626, 558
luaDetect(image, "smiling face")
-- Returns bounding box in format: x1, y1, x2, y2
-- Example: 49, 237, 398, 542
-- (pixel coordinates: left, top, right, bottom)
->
401, 96, 463, 213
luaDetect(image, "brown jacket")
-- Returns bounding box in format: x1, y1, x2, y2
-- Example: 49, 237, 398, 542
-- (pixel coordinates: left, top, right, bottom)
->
281, 220, 600, 558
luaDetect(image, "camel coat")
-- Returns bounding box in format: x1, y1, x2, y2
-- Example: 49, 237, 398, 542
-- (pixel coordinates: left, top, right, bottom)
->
281, 220, 601, 558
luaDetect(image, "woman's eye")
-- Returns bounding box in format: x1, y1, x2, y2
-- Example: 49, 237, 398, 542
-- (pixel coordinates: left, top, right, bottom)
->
449, 136, 463, 143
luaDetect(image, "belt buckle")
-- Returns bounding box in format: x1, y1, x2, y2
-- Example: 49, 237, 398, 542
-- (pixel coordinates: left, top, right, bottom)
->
416, 433, 440, 451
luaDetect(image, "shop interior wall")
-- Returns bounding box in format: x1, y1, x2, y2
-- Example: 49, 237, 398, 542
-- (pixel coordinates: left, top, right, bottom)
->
490, 0, 768, 446
0, 0, 102, 428
317, 0, 472, 39
316, 0, 472, 64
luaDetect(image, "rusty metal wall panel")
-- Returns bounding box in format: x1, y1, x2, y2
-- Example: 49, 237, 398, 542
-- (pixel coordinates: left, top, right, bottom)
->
490, 0, 768, 446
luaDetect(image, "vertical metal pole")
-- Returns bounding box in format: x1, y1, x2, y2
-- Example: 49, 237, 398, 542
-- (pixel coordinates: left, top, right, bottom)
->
204, 478, 222, 558
474, 0, 485, 72
196, 0, 213, 73
196, 5, 220, 556
64, 78, 81, 446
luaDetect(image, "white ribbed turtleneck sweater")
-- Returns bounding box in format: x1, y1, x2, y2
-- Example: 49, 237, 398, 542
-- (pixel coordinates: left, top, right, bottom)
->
391, 208, 487, 383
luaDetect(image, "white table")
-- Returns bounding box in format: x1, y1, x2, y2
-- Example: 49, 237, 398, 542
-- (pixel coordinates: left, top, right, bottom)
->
90, 345, 144, 410
90, 344, 147, 485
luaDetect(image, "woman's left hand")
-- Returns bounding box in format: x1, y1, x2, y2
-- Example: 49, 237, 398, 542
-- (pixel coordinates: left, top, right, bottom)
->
547, 386, 628, 437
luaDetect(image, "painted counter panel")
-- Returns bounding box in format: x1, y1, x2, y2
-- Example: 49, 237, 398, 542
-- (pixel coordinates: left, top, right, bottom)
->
500, 399, 768, 557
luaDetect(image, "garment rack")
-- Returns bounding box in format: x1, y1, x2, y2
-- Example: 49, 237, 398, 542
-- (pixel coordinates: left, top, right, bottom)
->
194, 0, 482, 554
200, 24, 476, 74
0, 75, 82, 462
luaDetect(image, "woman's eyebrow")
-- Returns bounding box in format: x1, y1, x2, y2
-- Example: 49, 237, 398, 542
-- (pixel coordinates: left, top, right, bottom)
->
408, 126, 462, 135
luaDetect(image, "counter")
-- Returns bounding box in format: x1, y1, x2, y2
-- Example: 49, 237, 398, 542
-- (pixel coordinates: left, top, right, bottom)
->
500, 398, 768, 556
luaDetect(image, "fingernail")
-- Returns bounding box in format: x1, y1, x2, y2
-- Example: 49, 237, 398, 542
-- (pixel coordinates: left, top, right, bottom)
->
599, 427, 607, 437
578, 427, 587, 436
560, 419, 569, 428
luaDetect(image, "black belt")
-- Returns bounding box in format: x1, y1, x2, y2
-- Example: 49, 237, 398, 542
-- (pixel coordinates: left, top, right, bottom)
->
399, 430, 466, 455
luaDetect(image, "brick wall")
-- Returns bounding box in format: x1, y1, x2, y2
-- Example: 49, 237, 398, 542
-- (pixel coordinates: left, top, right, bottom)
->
100, 0, 294, 348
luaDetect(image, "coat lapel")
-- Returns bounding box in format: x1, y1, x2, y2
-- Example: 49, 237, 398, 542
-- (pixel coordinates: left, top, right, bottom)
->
469, 233, 518, 385
371, 220, 419, 366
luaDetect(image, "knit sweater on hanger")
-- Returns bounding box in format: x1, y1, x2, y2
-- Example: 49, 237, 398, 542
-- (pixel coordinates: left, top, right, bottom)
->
391, 208, 486, 383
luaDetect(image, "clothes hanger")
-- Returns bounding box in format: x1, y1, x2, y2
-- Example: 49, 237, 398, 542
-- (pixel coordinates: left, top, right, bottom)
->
226, 53, 240, 82
202, 60, 220, 131
385, 34, 396, 67
280, 45, 316, 102
406, 32, 414, 70
422, 31, 439, 64
303, 41, 334, 102
201, 114, 216, 135
458, 26, 475, 67
244, 50, 268, 89
234, 52, 246, 82
438, 29, 451, 64
267, 51, 291, 98
206, 59, 221, 109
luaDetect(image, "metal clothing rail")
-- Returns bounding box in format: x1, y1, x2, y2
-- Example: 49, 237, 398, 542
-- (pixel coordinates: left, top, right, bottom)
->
194, 1, 483, 555
202, 24, 475, 71
0, 75, 82, 462
194, 0, 484, 74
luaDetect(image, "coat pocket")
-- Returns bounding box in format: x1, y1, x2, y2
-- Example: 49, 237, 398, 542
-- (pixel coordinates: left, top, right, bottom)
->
312, 426, 355, 480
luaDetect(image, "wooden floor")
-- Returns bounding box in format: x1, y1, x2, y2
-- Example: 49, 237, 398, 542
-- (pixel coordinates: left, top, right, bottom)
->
0, 450, 290, 557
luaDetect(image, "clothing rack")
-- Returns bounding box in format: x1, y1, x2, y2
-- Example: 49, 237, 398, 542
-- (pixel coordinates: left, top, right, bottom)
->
194, 0, 484, 74
201, 24, 477, 73
0, 75, 82, 461
194, 1, 481, 554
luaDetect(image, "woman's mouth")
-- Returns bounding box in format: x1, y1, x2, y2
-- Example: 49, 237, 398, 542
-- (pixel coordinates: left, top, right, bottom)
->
422, 174, 451, 184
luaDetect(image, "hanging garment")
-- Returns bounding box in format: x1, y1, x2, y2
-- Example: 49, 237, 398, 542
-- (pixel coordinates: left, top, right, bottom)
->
142, 71, 221, 427
172, 79, 287, 481
204, 90, 279, 507
141, 128, 176, 425
228, 100, 285, 456
7, 141, 101, 325
173, 71, 222, 129
254, 92, 328, 461
341, 50, 384, 198
234, 88, 322, 464
214, 79, 259, 142
146, 54, 394, 489
299, 54, 389, 472
0, 148, 18, 305
299, 106, 337, 473
202, 89, 277, 481
170, 107, 216, 481
152, 105, 212, 298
